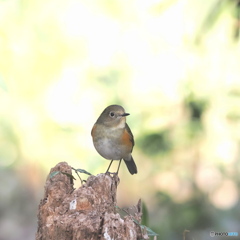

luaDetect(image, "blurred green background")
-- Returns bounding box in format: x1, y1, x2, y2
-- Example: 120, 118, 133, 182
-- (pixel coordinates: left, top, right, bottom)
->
1, 0, 240, 239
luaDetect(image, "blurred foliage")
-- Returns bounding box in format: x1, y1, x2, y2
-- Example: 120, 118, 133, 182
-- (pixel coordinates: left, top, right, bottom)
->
226, 88, 240, 121
184, 92, 208, 122
141, 200, 149, 227
155, 191, 214, 238
138, 130, 173, 156
1, 0, 240, 240
0, 168, 41, 240
196, 0, 239, 42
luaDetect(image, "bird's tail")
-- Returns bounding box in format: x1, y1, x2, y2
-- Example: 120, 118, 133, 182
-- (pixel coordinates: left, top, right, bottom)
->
124, 156, 137, 175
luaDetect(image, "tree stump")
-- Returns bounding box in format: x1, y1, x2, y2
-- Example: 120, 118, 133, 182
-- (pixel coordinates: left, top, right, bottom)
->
36, 162, 146, 240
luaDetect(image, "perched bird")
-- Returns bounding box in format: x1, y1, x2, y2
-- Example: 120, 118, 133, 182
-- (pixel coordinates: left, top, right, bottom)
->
91, 105, 137, 175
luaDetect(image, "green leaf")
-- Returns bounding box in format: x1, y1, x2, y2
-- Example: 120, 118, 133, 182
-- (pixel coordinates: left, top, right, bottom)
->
49, 171, 60, 179
115, 205, 158, 237
75, 168, 92, 176
140, 225, 158, 236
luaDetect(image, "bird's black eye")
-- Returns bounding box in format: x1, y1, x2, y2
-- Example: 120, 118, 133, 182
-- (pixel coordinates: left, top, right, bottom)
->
109, 112, 115, 117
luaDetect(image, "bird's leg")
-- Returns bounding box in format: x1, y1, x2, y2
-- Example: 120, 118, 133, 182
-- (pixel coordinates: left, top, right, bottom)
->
116, 159, 122, 175
105, 160, 114, 174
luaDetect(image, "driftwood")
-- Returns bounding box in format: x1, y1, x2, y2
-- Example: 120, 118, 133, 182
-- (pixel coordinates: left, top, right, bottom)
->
36, 162, 146, 240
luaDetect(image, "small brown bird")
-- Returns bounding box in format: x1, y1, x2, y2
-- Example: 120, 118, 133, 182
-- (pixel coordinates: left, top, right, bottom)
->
91, 105, 137, 175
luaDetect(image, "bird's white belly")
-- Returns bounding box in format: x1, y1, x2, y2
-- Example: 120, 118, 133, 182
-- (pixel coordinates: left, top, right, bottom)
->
94, 138, 123, 160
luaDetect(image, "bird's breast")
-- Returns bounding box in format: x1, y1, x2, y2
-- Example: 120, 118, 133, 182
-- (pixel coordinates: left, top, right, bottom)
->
92, 125, 129, 160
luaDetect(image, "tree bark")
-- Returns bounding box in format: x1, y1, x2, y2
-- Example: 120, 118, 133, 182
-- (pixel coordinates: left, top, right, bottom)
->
36, 162, 146, 240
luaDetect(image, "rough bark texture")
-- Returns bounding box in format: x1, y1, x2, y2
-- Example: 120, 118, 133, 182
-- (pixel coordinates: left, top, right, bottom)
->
36, 162, 145, 240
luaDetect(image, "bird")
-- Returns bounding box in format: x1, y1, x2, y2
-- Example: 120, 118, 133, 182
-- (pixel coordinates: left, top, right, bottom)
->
91, 105, 137, 175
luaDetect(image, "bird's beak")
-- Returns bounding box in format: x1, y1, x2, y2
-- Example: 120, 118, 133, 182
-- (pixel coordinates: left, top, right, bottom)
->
121, 113, 130, 117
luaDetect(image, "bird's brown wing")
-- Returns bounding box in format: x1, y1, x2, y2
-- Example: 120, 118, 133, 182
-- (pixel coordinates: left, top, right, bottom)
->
125, 123, 134, 148
91, 124, 96, 138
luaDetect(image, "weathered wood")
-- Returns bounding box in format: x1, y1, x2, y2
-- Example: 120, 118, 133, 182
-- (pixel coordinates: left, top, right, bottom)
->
36, 162, 145, 240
